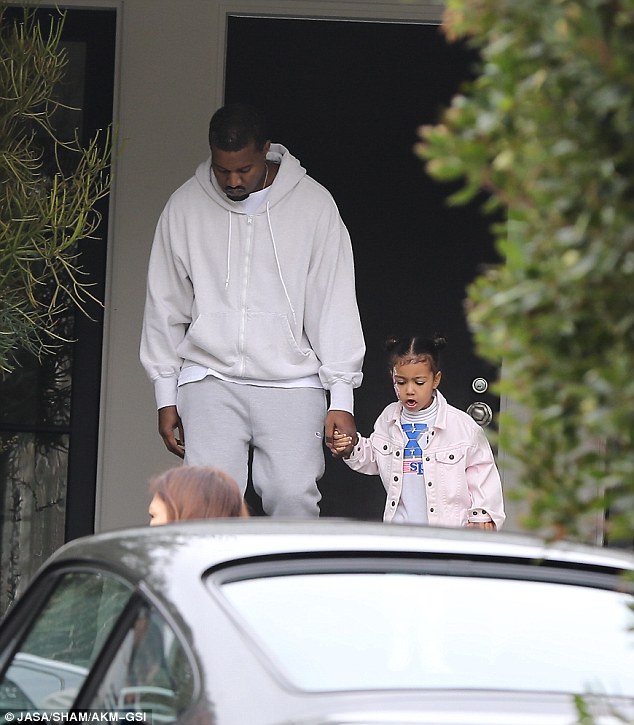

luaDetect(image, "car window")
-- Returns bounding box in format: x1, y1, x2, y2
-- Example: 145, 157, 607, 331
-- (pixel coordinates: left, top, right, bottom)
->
218, 571, 634, 697
0, 571, 132, 710
89, 604, 194, 723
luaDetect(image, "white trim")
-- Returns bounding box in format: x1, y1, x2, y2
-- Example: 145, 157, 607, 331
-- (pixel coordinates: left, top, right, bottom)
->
216, 0, 444, 22
95, 0, 123, 533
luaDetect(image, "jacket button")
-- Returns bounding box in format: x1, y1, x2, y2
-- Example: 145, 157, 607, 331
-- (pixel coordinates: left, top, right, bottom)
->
428, 481, 432, 486
383, 445, 388, 450
449, 454, 454, 460
429, 508, 434, 513
395, 451, 400, 456
393, 476, 398, 482
391, 501, 396, 507
425, 457, 430, 462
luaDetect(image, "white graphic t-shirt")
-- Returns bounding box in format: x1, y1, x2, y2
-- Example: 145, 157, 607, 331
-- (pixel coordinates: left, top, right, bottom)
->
392, 395, 438, 524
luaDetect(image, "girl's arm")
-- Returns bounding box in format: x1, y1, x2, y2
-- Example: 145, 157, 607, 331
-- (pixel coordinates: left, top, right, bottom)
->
340, 433, 382, 476
464, 428, 506, 530
331, 429, 355, 458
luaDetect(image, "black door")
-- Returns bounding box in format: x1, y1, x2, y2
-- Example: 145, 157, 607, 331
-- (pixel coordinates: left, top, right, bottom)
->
225, 16, 499, 519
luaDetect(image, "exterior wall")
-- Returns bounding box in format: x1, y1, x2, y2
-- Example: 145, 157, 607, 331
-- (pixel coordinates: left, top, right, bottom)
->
40, 0, 218, 534
80, 0, 450, 532
96, 0, 222, 531
66, 0, 503, 532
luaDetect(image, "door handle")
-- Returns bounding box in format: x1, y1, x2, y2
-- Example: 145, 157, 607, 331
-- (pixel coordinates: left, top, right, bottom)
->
466, 401, 493, 427
472, 377, 488, 394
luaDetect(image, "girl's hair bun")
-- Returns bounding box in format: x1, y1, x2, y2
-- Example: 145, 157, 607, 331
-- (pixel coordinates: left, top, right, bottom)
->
384, 331, 447, 375
384, 335, 400, 352
384, 332, 447, 353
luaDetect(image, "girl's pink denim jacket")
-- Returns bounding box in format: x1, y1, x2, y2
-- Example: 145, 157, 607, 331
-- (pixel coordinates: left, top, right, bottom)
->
344, 391, 505, 528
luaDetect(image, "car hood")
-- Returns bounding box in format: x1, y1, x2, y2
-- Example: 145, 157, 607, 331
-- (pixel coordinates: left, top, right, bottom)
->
291, 689, 634, 725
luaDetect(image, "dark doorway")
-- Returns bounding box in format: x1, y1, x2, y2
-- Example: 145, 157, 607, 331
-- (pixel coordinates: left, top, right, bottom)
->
225, 16, 499, 519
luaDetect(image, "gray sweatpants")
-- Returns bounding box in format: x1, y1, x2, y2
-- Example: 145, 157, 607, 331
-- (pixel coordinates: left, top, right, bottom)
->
177, 376, 326, 517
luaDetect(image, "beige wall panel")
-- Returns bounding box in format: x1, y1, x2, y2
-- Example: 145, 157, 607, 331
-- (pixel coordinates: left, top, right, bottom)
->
97, 0, 219, 531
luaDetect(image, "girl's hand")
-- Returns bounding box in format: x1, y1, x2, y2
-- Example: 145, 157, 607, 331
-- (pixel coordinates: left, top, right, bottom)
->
466, 521, 496, 531
331, 428, 356, 459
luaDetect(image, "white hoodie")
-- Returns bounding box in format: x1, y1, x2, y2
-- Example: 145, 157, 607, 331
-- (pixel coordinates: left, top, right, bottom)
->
140, 143, 365, 409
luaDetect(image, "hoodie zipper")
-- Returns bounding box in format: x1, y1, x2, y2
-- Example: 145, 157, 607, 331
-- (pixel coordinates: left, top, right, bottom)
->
238, 215, 254, 376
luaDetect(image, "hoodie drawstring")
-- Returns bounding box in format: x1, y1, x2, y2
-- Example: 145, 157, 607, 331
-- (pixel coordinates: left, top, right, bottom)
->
223, 204, 296, 324
265, 202, 296, 324
224, 213, 232, 288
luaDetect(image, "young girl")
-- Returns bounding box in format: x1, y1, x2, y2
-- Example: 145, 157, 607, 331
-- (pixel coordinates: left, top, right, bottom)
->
148, 465, 249, 525
334, 334, 505, 529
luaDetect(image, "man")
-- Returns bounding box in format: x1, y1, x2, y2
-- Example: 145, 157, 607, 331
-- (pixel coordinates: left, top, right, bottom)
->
140, 103, 365, 516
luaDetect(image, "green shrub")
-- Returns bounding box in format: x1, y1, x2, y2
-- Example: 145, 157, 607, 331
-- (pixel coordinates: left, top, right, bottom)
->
417, 0, 634, 542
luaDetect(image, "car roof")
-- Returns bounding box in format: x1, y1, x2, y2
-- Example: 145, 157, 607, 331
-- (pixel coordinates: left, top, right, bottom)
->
44, 518, 634, 587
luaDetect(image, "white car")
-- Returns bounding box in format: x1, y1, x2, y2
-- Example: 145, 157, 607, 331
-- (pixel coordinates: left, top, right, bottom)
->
0, 519, 633, 724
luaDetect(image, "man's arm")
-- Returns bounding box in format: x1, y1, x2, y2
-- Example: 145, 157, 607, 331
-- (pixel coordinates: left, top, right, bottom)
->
141, 204, 194, 454
325, 409, 357, 458
158, 405, 185, 459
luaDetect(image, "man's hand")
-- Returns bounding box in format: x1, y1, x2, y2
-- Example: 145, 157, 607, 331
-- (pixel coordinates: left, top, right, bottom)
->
325, 410, 357, 458
158, 405, 185, 458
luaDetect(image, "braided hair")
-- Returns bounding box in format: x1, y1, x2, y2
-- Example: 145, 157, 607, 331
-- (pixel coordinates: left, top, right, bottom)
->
384, 333, 447, 375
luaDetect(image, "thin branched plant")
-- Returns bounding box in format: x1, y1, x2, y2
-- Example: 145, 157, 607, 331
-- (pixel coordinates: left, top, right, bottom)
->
0, 3, 111, 375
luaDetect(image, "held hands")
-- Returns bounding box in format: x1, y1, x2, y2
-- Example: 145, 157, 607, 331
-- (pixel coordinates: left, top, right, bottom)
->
325, 410, 358, 459
331, 428, 357, 459
158, 405, 185, 459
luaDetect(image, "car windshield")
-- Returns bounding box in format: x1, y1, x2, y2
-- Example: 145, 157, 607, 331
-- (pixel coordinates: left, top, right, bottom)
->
218, 571, 634, 696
